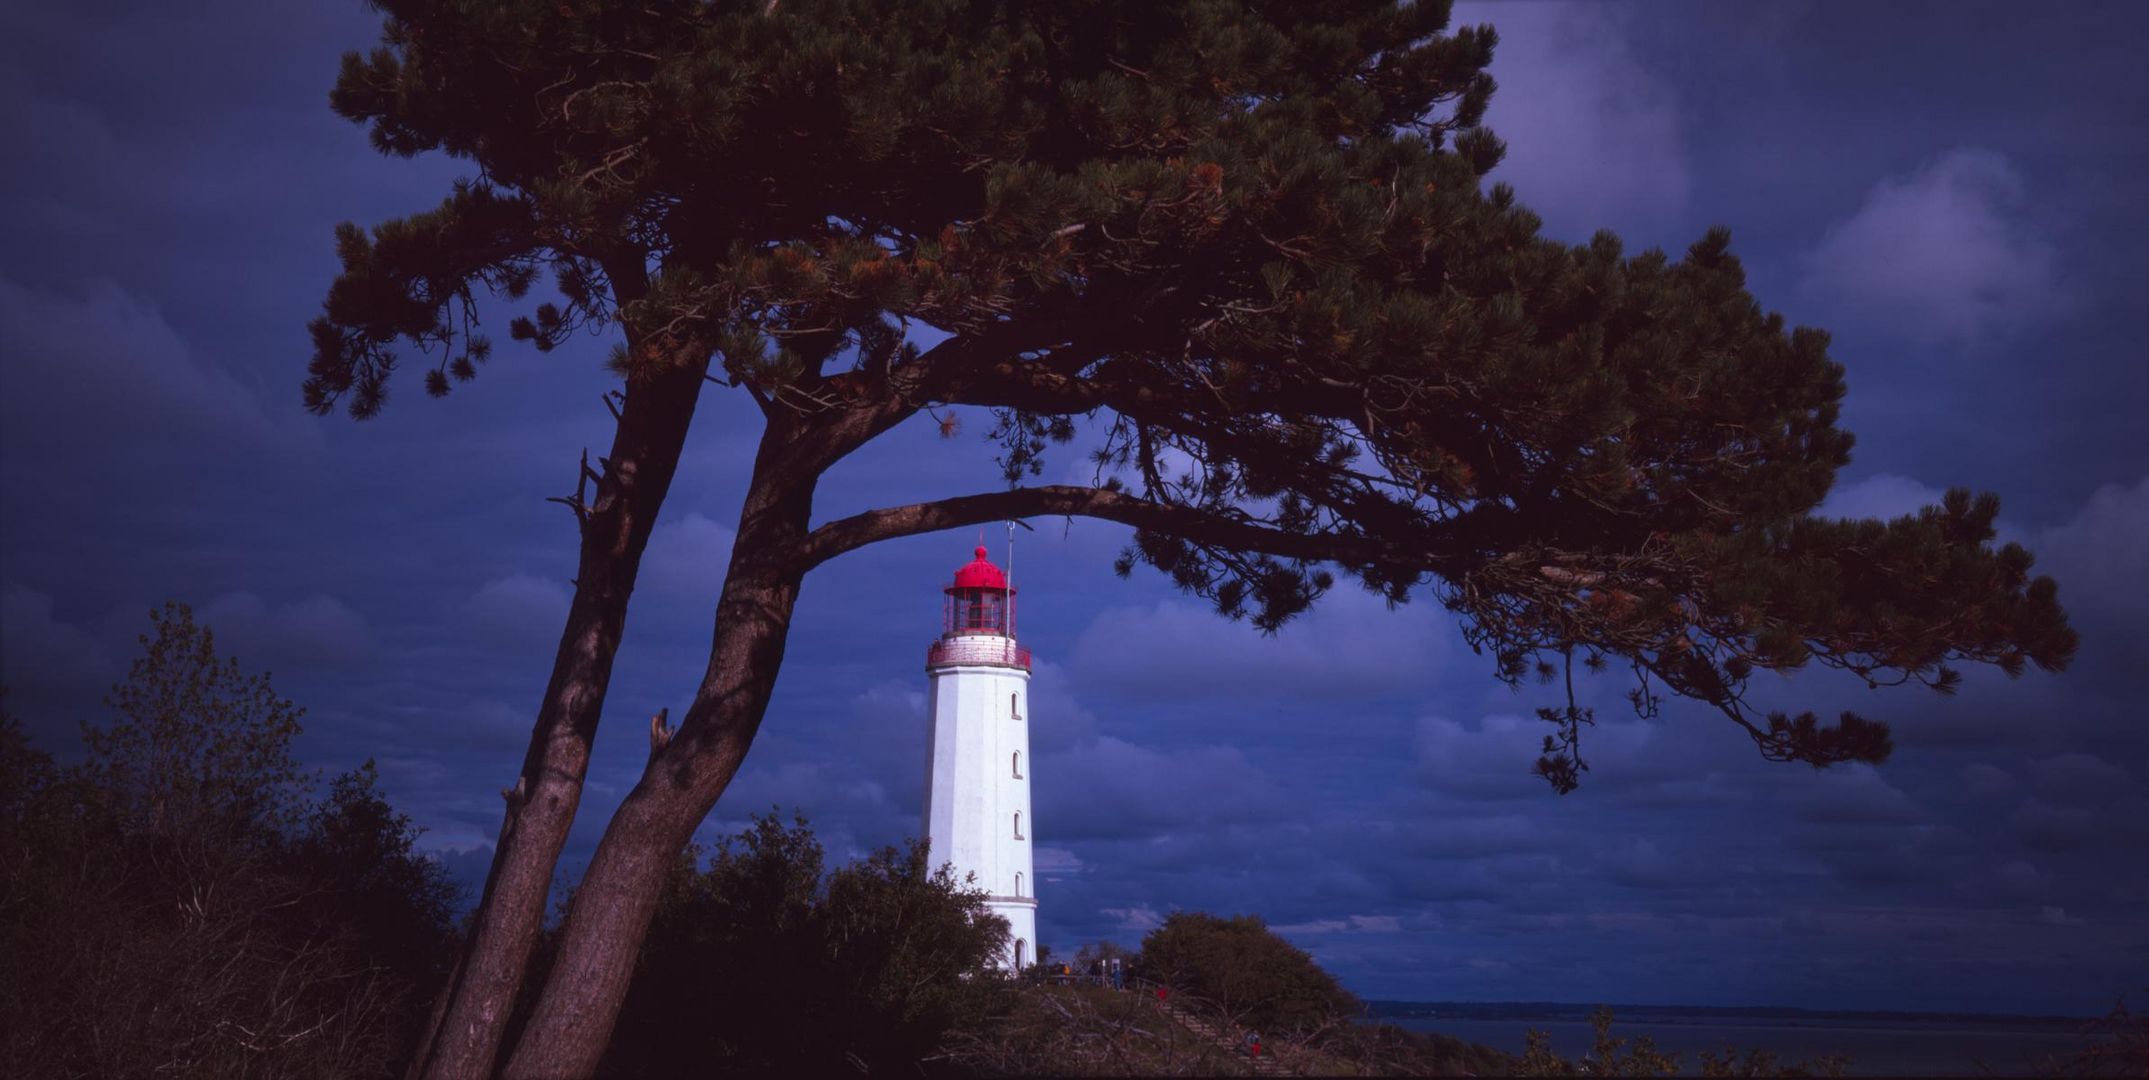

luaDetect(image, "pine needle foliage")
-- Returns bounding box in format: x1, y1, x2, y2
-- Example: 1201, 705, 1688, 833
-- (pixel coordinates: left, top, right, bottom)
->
310, 0, 2075, 791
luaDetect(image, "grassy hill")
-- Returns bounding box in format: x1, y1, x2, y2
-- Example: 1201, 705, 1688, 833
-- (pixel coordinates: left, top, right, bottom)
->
932, 982, 1512, 1077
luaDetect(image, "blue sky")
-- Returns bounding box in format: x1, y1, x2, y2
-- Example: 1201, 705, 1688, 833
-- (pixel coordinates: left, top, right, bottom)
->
3, 0, 2145, 1017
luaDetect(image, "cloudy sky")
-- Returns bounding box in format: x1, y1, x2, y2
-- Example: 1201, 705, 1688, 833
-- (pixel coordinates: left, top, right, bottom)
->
4, 1, 2145, 1017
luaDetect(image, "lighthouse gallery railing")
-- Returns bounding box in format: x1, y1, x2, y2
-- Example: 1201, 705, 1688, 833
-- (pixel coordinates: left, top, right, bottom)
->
926, 638, 1031, 670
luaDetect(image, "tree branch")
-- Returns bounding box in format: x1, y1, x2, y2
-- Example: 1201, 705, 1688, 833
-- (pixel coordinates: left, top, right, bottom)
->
788, 484, 1458, 576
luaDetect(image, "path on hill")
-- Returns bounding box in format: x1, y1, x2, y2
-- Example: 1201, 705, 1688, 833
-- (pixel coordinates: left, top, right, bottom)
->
1128, 977, 1292, 1077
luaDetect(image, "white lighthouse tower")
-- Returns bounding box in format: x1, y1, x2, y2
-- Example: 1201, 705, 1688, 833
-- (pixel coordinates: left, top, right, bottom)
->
922, 544, 1036, 972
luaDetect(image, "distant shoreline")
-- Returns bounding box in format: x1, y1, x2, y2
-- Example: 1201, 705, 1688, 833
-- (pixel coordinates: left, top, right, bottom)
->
1369, 1009, 2094, 1077
1365, 1000, 2091, 1032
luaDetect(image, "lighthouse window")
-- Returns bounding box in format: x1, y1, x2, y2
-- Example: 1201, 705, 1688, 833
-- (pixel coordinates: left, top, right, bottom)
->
960, 590, 1005, 632
1011, 693, 1022, 721
1012, 751, 1022, 778
1015, 872, 1023, 896
1013, 812, 1023, 839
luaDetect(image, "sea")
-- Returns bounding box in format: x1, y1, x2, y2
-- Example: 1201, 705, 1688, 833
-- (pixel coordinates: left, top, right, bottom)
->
1373, 1002, 2093, 1077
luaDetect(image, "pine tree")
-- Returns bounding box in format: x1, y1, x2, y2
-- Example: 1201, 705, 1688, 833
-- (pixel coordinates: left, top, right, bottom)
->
307, 2, 2078, 1074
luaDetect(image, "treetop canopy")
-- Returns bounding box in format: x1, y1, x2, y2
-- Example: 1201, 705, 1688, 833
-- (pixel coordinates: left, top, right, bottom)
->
306, 0, 2076, 787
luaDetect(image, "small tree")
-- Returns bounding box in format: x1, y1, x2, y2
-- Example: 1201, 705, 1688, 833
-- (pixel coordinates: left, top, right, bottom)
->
86, 601, 307, 836
310, 2, 2079, 1071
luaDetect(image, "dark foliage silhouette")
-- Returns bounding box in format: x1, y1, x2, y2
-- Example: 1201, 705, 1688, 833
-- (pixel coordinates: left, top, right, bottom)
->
0, 604, 458, 1079
596, 812, 1009, 1078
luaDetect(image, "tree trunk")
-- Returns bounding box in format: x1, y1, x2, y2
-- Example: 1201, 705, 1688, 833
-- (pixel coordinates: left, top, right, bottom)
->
409, 358, 708, 1080
499, 438, 818, 1079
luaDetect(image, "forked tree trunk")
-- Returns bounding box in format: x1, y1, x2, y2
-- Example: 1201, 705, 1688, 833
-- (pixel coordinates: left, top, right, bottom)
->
409, 357, 708, 1080
499, 443, 820, 1079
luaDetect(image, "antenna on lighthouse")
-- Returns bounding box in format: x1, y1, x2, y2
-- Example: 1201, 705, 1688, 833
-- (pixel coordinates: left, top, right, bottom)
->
1005, 519, 1015, 637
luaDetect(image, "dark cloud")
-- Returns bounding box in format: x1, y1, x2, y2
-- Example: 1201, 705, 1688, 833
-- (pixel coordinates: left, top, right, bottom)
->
2031, 476, 2149, 674
460, 575, 573, 655
1801, 149, 2072, 348
1066, 586, 1451, 706
1398, 813, 1546, 862
1454, 2, 1691, 243
2011, 800, 2099, 854
2026, 753, 2135, 806
198, 591, 373, 672
1037, 736, 1285, 842
638, 512, 737, 601
0, 276, 313, 455
1991, 860, 2050, 902
1960, 763, 2020, 801
1789, 765, 1925, 826
0, 586, 120, 741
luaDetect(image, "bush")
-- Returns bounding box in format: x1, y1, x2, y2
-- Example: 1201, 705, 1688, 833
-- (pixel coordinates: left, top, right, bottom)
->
597, 812, 1010, 1077
1133, 911, 1362, 1040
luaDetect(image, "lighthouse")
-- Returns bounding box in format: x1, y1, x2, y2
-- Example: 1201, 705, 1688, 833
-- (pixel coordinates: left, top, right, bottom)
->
922, 544, 1036, 972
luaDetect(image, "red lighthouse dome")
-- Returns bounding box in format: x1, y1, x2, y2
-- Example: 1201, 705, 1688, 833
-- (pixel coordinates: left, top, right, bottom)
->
949, 546, 1011, 592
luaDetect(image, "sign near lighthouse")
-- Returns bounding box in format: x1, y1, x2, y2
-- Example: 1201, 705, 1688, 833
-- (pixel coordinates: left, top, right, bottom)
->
922, 545, 1037, 973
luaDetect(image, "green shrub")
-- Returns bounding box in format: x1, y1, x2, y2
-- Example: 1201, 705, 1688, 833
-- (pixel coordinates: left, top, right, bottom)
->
1133, 911, 1362, 1040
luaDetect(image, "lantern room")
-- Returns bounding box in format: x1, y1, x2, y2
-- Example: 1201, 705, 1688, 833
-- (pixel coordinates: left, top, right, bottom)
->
943, 546, 1016, 637
930, 545, 1031, 671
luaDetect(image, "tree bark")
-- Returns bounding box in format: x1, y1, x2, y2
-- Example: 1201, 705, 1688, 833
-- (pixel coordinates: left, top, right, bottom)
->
410, 354, 709, 1080
500, 424, 819, 1079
